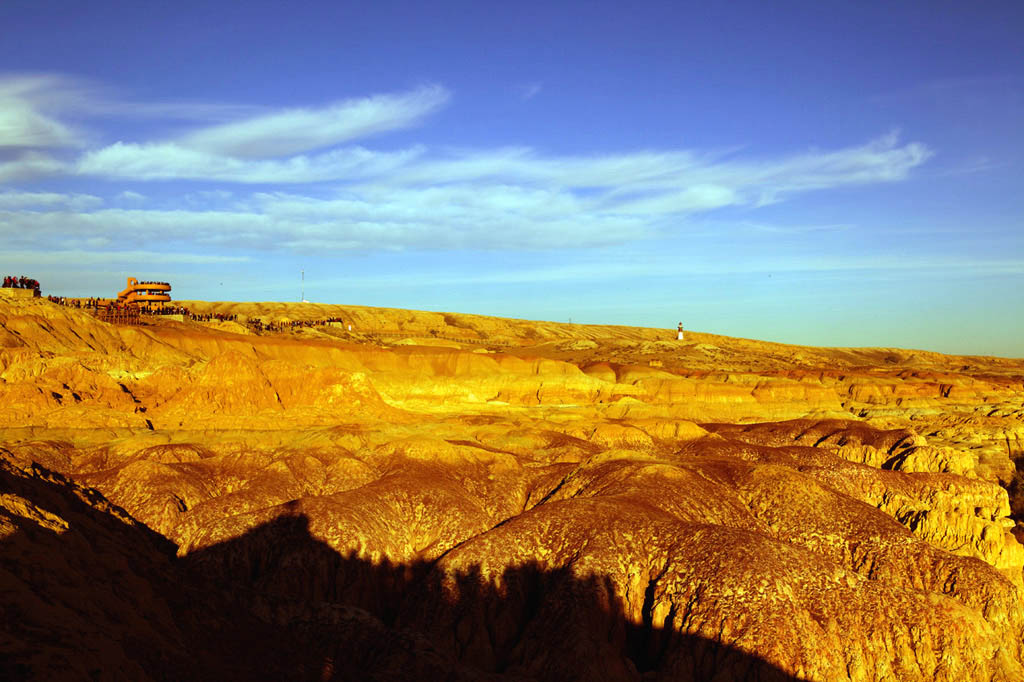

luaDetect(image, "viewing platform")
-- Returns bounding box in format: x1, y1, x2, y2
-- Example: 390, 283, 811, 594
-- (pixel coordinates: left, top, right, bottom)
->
0, 288, 40, 300
117, 277, 172, 310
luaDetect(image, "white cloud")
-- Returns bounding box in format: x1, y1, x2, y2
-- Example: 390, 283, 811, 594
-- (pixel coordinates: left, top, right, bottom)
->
0, 152, 68, 181
71, 132, 930, 235
2, 249, 250, 267
0, 196, 643, 252
0, 72, 936, 256
0, 71, 265, 125
250, 185, 649, 250
76, 141, 425, 183
0, 73, 447, 161
2, 131, 934, 255
738, 131, 933, 205
0, 208, 272, 251
0, 74, 90, 148
0, 101, 80, 148
372, 132, 928, 210
0, 190, 102, 210
178, 84, 450, 157
383, 147, 705, 189
102, 101, 267, 123
0, 73, 931, 235
316, 255, 1024, 290
608, 184, 740, 215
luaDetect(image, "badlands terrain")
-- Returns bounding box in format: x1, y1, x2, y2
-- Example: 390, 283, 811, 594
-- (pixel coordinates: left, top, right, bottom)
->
3, 295, 1024, 681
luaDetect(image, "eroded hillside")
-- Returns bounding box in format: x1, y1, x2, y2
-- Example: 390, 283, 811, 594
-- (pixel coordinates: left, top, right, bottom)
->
3, 296, 1024, 681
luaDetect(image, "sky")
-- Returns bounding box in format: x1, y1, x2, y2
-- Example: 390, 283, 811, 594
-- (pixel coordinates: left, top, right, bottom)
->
1, 1, 1023, 356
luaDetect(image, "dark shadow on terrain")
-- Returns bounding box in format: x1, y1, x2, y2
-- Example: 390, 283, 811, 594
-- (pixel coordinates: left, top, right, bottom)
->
1006, 455, 1024, 539
0, 459, 806, 681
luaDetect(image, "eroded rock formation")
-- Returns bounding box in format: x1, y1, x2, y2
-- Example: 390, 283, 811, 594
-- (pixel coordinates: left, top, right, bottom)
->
3, 296, 1024, 680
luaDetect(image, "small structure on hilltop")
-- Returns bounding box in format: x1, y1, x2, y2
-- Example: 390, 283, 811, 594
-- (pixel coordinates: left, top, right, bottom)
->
117, 277, 171, 311
0, 275, 41, 299
677, 322, 685, 341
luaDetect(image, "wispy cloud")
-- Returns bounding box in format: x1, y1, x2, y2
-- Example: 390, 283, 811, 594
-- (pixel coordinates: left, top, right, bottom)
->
178, 84, 450, 157
0, 208, 273, 251
0, 73, 936, 257
517, 82, 543, 100
0, 71, 267, 126
5, 130, 933, 254
0, 190, 102, 210
2, 249, 250, 267
70, 129, 929, 240
316, 255, 1024, 289
737, 220, 852, 234
0, 75, 87, 148
0, 152, 68, 182
934, 155, 1005, 177
379, 131, 928, 199
0, 199, 643, 252
76, 142, 425, 183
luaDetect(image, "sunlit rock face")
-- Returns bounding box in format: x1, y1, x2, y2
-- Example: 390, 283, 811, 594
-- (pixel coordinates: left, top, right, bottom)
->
3, 296, 1024, 681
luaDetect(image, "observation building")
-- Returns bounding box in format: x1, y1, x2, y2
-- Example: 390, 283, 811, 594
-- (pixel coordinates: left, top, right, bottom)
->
117, 277, 172, 310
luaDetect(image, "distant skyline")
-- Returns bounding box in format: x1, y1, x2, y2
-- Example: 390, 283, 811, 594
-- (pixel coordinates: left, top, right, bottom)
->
1, 1, 1022, 356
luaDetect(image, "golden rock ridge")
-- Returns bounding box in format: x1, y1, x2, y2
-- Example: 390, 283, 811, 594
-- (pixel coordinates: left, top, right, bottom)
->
2, 296, 1024, 680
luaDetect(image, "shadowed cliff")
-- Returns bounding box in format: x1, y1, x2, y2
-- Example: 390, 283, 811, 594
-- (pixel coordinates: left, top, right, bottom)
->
183, 512, 807, 681
0, 457, 803, 681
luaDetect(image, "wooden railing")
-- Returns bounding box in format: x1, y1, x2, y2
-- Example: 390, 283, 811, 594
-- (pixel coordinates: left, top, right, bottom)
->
91, 308, 142, 326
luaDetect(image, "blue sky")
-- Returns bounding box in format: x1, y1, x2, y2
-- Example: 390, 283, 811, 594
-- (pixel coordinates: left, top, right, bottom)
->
1, 1, 1023, 356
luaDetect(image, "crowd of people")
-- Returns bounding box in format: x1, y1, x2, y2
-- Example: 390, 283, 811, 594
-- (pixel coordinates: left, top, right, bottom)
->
246, 318, 282, 333
42, 293, 359, 335
3, 275, 40, 290
144, 305, 191, 317
45, 295, 241, 323
48, 296, 113, 309
286, 317, 345, 329
189, 311, 238, 322
245, 316, 348, 333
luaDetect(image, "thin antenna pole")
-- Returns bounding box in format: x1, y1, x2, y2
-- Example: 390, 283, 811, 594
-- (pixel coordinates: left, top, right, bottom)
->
301, 269, 304, 302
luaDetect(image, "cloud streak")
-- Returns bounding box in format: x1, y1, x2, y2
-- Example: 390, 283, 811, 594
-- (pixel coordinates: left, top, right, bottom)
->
0, 74, 935, 257
178, 85, 450, 157
0, 75, 87, 148
0, 152, 68, 182
2, 249, 250, 267
517, 82, 543, 100
71, 132, 930, 230
4, 135, 933, 255
77, 142, 425, 183
0, 190, 102, 210
313, 255, 1024, 290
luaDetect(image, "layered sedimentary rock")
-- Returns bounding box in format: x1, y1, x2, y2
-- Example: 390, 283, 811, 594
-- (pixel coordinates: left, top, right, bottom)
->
3, 296, 1024, 681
